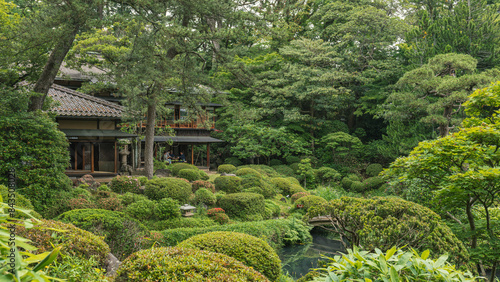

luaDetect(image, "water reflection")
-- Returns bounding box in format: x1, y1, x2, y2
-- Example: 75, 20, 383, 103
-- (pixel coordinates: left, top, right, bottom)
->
278, 230, 345, 280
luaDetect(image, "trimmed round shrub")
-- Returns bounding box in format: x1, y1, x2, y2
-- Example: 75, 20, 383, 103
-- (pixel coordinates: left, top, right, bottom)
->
287, 177, 300, 185
269, 159, 283, 166
307, 197, 470, 266
206, 208, 230, 225
194, 188, 217, 205
291, 191, 310, 203
178, 168, 201, 182
366, 163, 383, 177
286, 156, 301, 164
218, 164, 236, 174
238, 165, 278, 177
364, 176, 385, 190
97, 184, 111, 191
178, 231, 281, 281
213, 176, 242, 193
56, 209, 148, 260
270, 177, 293, 195
214, 190, 226, 201
295, 195, 327, 212
110, 175, 141, 194
218, 192, 266, 220
289, 163, 300, 174
170, 163, 198, 177
272, 165, 295, 177
137, 176, 148, 186
290, 184, 307, 195
315, 167, 341, 184
198, 170, 209, 181
126, 199, 156, 220
144, 177, 192, 203
241, 176, 277, 198
115, 247, 269, 282
68, 197, 96, 210
264, 199, 281, 219
235, 167, 262, 178
350, 181, 365, 193
192, 180, 215, 193
96, 196, 124, 211
341, 174, 361, 190
146, 217, 217, 231
15, 219, 110, 265
154, 198, 181, 220
119, 192, 149, 206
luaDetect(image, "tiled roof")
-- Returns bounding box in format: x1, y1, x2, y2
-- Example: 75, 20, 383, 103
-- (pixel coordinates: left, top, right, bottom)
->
49, 84, 123, 118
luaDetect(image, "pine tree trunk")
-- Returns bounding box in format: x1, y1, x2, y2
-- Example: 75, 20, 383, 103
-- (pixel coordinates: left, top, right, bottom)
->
28, 27, 79, 111
144, 102, 156, 179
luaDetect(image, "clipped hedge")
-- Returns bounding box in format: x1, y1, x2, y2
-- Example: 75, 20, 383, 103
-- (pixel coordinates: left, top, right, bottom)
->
241, 175, 277, 198
364, 176, 385, 191
178, 168, 201, 182
213, 176, 242, 193
218, 192, 265, 220
144, 177, 192, 203
125, 199, 156, 220
56, 209, 148, 260
15, 219, 110, 265
366, 163, 383, 177
115, 247, 269, 282
307, 197, 470, 266
154, 198, 181, 220
238, 165, 278, 177
315, 167, 341, 184
294, 195, 327, 212
110, 175, 141, 194
235, 167, 262, 178
160, 218, 312, 249
191, 180, 215, 193
118, 192, 148, 206
170, 163, 198, 177
291, 191, 310, 203
145, 217, 217, 231
218, 164, 237, 174
194, 188, 216, 205
178, 231, 282, 281
341, 174, 361, 190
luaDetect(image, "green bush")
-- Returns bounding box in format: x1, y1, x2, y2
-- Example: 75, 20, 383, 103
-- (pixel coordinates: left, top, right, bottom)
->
154, 198, 181, 220
198, 170, 209, 181
118, 192, 149, 206
110, 175, 142, 194
289, 184, 307, 195
294, 195, 327, 212
97, 184, 111, 192
315, 167, 341, 185
269, 159, 283, 166
287, 177, 300, 185
350, 181, 365, 193
291, 191, 310, 203
286, 156, 301, 164
137, 176, 148, 186
270, 177, 294, 195
15, 219, 110, 265
307, 197, 470, 266
0, 184, 39, 218
289, 163, 300, 174
56, 209, 148, 260
160, 218, 312, 249
194, 188, 217, 205
191, 180, 215, 193
125, 199, 156, 220
146, 217, 217, 231
96, 196, 124, 211
68, 197, 96, 210
238, 165, 278, 177
115, 247, 269, 282
264, 199, 281, 219
218, 192, 266, 220
272, 165, 295, 177
178, 231, 282, 281
366, 163, 383, 177
224, 157, 243, 166
213, 176, 242, 193
218, 164, 236, 174
241, 175, 277, 198
314, 246, 476, 282
144, 177, 192, 203
46, 254, 108, 282
235, 167, 262, 178
341, 174, 361, 190
170, 163, 198, 177
363, 176, 385, 190
178, 168, 201, 181
0, 113, 72, 215
215, 190, 226, 201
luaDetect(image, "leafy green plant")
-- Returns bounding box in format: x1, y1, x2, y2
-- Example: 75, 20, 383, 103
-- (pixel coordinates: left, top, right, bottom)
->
115, 247, 270, 282
217, 164, 236, 173
46, 254, 109, 282
293, 195, 327, 212
191, 180, 215, 193
118, 192, 148, 206
213, 176, 242, 193
154, 198, 181, 220
169, 163, 198, 177
125, 199, 156, 220
194, 188, 216, 206
315, 167, 341, 185
366, 163, 383, 177
218, 192, 266, 221
312, 246, 476, 282
178, 231, 282, 281
235, 167, 262, 178
178, 168, 201, 182
144, 177, 192, 203
109, 175, 141, 194
291, 191, 310, 203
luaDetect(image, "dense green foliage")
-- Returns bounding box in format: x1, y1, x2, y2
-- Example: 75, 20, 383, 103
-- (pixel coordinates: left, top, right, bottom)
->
178, 168, 202, 182
115, 247, 269, 281
218, 164, 236, 173
294, 195, 327, 212
213, 176, 242, 193
178, 231, 282, 281
307, 197, 470, 266
56, 209, 147, 260
218, 192, 266, 221
160, 218, 312, 249
110, 176, 142, 194
144, 177, 192, 203
169, 163, 198, 177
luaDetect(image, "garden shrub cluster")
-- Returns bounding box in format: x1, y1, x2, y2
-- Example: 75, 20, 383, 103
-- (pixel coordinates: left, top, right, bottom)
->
238, 164, 278, 177
213, 176, 242, 193
341, 174, 361, 190
269, 159, 283, 166
118, 192, 148, 206
235, 167, 262, 178
366, 163, 383, 177
160, 218, 312, 249
218, 164, 237, 173
110, 175, 141, 194
115, 247, 269, 282
15, 219, 110, 265
294, 195, 327, 212
206, 208, 229, 224
169, 163, 198, 176
0, 184, 40, 218
0, 113, 73, 215
315, 167, 341, 185
126, 199, 156, 220
177, 168, 201, 181
144, 177, 192, 203
191, 180, 215, 193
271, 177, 305, 196
307, 197, 470, 266
194, 188, 217, 206
241, 175, 277, 198
46, 254, 108, 282
272, 165, 295, 177
145, 217, 217, 231
154, 198, 181, 220
56, 209, 148, 260
218, 192, 266, 221
264, 199, 281, 219
291, 191, 310, 203
178, 231, 282, 281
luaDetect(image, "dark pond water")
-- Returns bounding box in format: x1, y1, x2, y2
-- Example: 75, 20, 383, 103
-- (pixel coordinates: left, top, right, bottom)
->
278, 229, 345, 280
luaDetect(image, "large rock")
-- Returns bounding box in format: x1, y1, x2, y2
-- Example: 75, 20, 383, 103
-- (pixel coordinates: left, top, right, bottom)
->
154, 169, 171, 178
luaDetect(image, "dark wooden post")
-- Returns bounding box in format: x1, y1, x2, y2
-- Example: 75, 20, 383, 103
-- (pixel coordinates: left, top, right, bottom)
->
114, 141, 118, 173
91, 143, 95, 172
82, 145, 86, 171
206, 143, 210, 169
191, 144, 194, 165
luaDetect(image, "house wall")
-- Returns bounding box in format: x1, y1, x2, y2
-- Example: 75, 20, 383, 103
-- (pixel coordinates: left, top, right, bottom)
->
58, 119, 98, 129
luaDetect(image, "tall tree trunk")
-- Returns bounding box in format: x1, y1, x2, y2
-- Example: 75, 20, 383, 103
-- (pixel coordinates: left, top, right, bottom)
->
144, 102, 156, 179
28, 27, 79, 111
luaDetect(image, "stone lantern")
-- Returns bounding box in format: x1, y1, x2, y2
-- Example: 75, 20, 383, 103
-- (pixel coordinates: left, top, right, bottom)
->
180, 204, 196, 217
